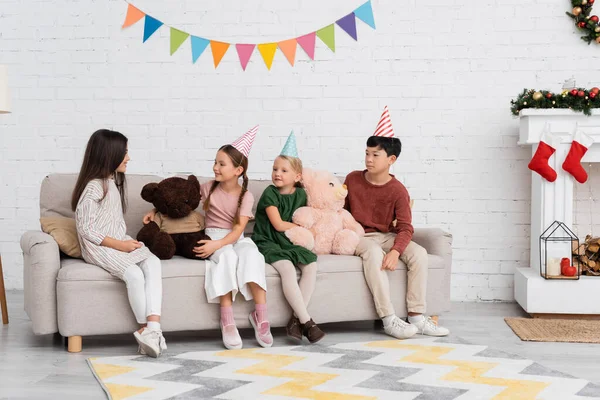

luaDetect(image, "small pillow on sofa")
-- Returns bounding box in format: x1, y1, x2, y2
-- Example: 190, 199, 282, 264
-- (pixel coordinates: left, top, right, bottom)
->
40, 216, 82, 258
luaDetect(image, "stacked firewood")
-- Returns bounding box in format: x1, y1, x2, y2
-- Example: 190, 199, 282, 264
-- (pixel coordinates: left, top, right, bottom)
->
573, 235, 600, 276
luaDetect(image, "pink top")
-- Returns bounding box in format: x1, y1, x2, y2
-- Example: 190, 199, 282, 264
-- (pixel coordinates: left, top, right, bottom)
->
201, 181, 255, 229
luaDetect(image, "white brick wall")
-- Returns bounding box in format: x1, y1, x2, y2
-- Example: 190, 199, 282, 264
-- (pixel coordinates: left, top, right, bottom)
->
2, 0, 600, 302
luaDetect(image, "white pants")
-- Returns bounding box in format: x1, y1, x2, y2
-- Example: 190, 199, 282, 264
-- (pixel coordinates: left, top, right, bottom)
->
122, 255, 163, 324
204, 228, 267, 304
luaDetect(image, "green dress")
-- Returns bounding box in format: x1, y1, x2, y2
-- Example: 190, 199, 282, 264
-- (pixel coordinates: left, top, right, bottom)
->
252, 185, 318, 265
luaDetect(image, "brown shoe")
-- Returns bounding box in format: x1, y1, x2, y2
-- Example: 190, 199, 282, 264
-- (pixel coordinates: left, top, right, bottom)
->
303, 319, 325, 344
286, 316, 302, 340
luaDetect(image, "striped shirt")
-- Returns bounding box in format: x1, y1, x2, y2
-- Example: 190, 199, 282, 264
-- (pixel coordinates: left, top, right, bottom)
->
75, 178, 152, 279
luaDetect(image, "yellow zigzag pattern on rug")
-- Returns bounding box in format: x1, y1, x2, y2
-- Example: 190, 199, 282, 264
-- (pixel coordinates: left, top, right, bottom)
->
219, 349, 376, 400
366, 341, 549, 399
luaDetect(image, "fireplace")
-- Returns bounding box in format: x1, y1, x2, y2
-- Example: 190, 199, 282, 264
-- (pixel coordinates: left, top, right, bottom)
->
515, 109, 600, 315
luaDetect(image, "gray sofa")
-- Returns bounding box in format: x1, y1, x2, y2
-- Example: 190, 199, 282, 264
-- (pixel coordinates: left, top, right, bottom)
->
21, 174, 452, 352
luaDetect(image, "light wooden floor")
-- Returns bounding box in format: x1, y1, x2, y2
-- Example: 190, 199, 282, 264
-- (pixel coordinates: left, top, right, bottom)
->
1, 290, 600, 399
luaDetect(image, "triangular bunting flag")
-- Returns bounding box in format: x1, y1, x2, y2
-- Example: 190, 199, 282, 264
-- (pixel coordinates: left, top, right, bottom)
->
235, 44, 255, 71
170, 28, 190, 55
143, 15, 163, 42
210, 41, 230, 68
297, 32, 316, 60
122, 4, 145, 28
191, 36, 209, 63
278, 39, 297, 66
257, 43, 277, 70
354, 0, 376, 29
336, 13, 358, 41
316, 24, 335, 52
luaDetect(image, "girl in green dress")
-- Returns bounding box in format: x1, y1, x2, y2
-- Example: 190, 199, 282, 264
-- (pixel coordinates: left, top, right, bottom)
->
252, 149, 325, 343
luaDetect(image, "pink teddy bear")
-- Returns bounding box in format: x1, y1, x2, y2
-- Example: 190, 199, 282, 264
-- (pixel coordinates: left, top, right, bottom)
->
285, 168, 365, 255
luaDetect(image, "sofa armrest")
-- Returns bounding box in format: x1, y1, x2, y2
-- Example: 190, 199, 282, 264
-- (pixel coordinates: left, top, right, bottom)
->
413, 227, 453, 313
20, 231, 60, 335
412, 227, 453, 259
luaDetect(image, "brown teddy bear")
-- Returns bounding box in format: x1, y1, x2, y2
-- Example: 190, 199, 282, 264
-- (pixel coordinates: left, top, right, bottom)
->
137, 175, 211, 260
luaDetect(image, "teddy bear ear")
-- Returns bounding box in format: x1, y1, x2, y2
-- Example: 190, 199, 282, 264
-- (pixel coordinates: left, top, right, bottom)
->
187, 175, 200, 190
141, 183, 159, 203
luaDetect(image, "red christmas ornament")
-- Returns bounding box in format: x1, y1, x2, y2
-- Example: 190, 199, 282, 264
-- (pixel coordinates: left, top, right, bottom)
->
578, 90, 586, 97
592, 87, 600, 94
579, 21, 587, 28
591, 92, 597, 99
546, 93, 553, 98
591, 15, 599, 22
570, 89, 579, 96
591, 0, 596, 4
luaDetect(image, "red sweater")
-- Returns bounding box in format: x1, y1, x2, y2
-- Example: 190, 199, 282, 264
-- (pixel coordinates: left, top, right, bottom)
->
344, 170, 414, 255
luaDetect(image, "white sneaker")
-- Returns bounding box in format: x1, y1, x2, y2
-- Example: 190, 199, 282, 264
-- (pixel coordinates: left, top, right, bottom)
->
134, 329, 161, 358
158, 332, 167, 352
410, 316, 450, 337
137, 331, 166, 356
383, 315, 418, 339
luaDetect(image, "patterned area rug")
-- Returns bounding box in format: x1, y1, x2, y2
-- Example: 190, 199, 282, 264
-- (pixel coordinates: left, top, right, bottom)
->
88, 336, 600, 399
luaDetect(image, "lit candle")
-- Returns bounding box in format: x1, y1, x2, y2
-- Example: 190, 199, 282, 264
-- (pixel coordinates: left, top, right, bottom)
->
547, 257, 561, 276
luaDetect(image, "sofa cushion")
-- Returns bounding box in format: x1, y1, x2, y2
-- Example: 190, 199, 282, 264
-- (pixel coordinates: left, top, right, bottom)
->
316, 254, 445, 272
40, 173, 163, 238
57, 253, 445, 283
40, 174, 273, 238
58, 257, 282, 282
39, 216, 82, 258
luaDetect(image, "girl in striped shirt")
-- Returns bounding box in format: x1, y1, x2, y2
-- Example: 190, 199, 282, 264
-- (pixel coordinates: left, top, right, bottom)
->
72, 129, 166, 358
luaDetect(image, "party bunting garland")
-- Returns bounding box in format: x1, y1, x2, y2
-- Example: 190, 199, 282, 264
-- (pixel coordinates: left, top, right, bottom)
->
121, 1, 376, 70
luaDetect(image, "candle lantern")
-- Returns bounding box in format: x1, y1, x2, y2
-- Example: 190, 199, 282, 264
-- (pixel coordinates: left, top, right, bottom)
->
539, 221, 580, 280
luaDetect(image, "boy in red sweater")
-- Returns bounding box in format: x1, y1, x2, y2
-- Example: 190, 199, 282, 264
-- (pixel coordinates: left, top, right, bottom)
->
344, 107, 449, 339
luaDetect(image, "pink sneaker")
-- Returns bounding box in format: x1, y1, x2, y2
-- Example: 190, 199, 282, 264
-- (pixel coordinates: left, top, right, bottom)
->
249, 311, 273, 348
221, 321, 242, 350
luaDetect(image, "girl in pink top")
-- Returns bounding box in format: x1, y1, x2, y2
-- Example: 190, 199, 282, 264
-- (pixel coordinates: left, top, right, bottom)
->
194, 144, 272, 350
144, 144, 271, 350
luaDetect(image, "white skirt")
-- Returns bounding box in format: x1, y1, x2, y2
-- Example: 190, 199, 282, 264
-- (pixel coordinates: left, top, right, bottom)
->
204, 228, 267, 303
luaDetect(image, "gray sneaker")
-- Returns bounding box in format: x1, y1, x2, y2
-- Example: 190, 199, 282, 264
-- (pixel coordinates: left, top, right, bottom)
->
134, 329, 161, 358
383, 316, 418, 339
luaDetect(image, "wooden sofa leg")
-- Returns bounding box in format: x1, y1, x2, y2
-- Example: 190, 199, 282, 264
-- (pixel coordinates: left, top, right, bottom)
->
67, 336, 82, 353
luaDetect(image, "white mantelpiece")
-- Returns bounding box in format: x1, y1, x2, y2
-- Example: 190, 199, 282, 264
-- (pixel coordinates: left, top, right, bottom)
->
516, 109, 600, 315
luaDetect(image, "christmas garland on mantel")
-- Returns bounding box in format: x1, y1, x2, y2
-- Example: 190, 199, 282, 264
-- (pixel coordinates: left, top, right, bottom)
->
567, 0, 600, 44
510, 87, 600, 116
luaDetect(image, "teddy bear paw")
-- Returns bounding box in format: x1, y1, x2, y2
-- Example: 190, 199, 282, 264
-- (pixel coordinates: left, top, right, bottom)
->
285, 226, 315, 251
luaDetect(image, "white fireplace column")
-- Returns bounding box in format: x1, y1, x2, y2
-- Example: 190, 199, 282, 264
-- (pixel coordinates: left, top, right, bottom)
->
516, 109, 600, 315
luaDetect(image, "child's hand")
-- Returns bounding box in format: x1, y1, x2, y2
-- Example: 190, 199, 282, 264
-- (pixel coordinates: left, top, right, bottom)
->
119, 240, 143, 253
382, 250, 400, 271
143, 209, 157, 224
193, 239, 221, 258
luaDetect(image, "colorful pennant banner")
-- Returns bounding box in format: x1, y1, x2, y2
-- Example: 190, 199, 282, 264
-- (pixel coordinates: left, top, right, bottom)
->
121, 1, 376, 70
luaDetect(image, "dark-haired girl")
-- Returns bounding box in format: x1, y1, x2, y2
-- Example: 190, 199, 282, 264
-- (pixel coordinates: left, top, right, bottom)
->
72, 129, 166, 357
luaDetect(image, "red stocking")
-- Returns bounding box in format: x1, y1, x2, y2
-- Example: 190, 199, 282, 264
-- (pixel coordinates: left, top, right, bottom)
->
528, 131, 560, 182
562, 130, 594, 184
